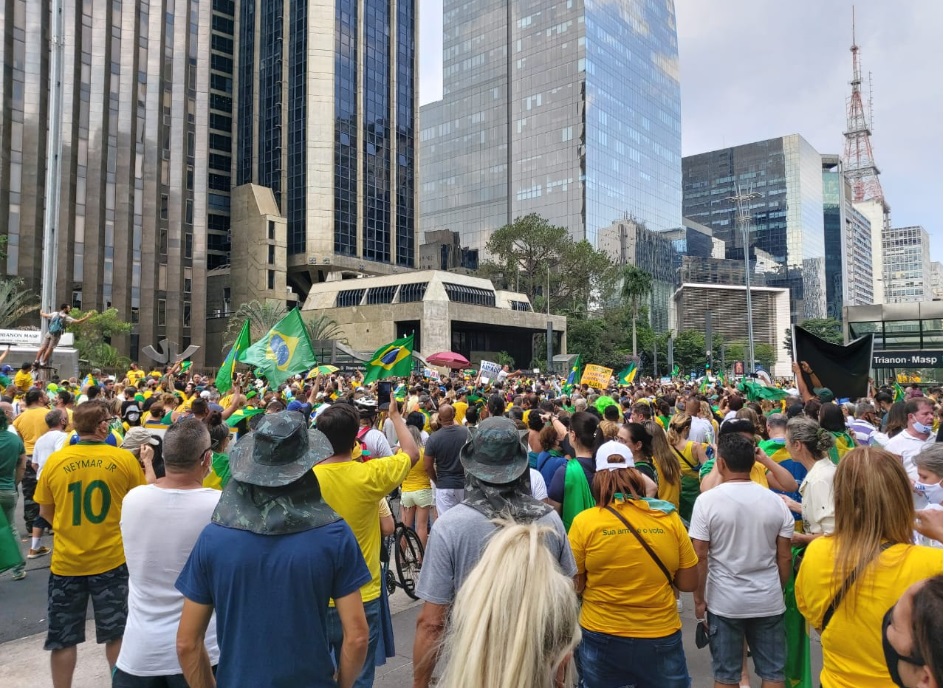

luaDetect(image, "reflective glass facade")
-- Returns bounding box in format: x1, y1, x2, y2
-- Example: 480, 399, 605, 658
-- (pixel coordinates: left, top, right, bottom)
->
421, 0, 682, 253
236, 0, 417, 278
0, 0, 217, 363
682, 134, 827, 321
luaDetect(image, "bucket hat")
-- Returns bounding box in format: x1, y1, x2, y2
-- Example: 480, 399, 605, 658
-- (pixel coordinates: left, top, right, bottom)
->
228, 411, 333, 487
459, 416, 528, 484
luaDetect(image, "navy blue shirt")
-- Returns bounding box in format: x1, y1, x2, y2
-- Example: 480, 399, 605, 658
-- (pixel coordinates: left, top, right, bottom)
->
176, 520, 370, 687
535, 451, 567, 489
548, 456, 594, 504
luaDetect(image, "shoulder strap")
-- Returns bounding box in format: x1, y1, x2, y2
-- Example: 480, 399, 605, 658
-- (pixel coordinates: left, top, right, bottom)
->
672, 443, 700, 471
821, 542, 895, 631
604, 505, 674, 586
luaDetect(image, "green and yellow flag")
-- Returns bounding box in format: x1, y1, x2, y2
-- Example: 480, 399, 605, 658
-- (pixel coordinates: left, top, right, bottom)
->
671, 364, 680, 378
567, 354, 583, 387
363, 334, 415, 384
238, 308, 317, 388
617, 362, 638, 386
217, 320, 251, 394
893, 381, 906, 403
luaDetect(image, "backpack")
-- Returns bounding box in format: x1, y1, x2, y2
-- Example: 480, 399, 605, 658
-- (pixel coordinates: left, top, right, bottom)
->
48, 314, 65, 335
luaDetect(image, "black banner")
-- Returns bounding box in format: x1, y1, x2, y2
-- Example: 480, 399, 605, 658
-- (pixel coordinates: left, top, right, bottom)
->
793, 326, 873, 400
872, 350, 942, 369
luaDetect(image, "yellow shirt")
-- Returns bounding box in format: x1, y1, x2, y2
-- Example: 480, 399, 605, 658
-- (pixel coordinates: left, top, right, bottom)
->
13, 369, 33, 395
314, 452, 412, 602
33, 442, 145, 576
675, 441, 701, 481
401, 449, 431, 492
126, 369, 145, 385
568, 500, 698, 638
452, 401, 469, 424
654, 464, 681, 509
13, 407, 51, 454
796, 537, 943, 688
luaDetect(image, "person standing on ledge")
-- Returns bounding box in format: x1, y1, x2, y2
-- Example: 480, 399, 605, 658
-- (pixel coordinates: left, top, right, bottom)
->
34, 304, 91, 369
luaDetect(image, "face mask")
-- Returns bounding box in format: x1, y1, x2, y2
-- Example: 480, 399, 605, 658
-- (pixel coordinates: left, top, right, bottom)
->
882, 606, 924, 688
913, 480, 944, 505
911, 419, 933, 435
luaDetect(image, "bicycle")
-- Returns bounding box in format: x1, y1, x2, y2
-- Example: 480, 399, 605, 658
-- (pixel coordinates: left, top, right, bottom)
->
382, 490, 424, 600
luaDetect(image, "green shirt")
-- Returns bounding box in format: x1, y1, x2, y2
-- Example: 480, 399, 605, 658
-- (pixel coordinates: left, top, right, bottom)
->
0, 430, 26, 491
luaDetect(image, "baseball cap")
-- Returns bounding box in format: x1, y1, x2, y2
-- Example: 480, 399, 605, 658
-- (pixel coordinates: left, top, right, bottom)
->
595, 440, 635, 473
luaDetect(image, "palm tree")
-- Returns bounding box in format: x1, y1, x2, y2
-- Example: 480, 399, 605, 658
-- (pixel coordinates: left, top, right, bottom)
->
305, 312, 347, 347
0, 278, 39, 327
620, 266, 652, 358
222, 300, 287, 351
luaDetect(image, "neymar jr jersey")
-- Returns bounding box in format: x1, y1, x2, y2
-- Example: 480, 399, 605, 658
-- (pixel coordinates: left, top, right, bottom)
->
34, 441, 145, 576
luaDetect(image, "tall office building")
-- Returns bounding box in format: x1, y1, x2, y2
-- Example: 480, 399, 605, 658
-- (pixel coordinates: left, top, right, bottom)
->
682, 134, 827, 322
233, 0, 419, 300
421, 0, 682, 253
883, 226, 932, 304
0, 0, 229, 365
822, 155, 872, 318
931, 262, 943, 302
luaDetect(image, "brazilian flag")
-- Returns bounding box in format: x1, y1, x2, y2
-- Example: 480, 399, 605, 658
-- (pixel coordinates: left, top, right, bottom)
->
239, 308, 317, 388
672, 364, 680, 378
893, 381, 906, 403
616, 362, 637, 386
363, 334, 414, 384
226, 407, 265, 428
217, 320, 251, 394
563, 354, 583, 392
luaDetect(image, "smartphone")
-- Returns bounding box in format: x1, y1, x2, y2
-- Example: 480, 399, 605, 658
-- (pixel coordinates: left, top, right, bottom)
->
377, 381, 392, 398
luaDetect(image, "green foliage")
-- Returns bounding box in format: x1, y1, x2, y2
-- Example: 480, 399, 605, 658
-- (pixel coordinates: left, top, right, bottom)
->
305, 312, 347, 347
479, 214, 616, 315
69, 308, 133, 370
222, 300, 288, 351
495, 350, 515, 368
783, 317, 843, 356
0, 278, 39, 327
619, 265, 653, 357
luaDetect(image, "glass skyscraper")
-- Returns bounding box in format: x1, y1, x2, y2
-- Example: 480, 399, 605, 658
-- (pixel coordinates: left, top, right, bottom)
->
682, 134, 827, 321
235, 0, 418, 297
420, 0, 682, 253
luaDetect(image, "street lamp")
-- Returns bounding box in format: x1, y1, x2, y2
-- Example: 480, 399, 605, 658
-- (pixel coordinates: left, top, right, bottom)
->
727, 186, 760, 376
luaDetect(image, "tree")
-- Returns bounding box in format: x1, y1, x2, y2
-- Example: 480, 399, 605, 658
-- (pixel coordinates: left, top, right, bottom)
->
782, 317, 843, 357
0, 278, 39, 327
222, 300, 287, 351
479, 214, 616, 315
619, 265, 652, 358
69, 308, 133, 370
305, 312, 347, 347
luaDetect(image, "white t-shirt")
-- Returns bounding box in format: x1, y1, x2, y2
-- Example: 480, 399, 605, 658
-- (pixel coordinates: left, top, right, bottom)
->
688, 416, 714, 444
360, 427, 392, 459
689, 481, 794, 618
884, 430, 937, 510
529, 468, 548, 501
117, 485, 222, 676
32, 430, 68, 478
799, 459, 836, 535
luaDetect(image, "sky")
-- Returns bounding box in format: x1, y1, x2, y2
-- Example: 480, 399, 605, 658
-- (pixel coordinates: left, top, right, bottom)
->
417, 0, 944, 259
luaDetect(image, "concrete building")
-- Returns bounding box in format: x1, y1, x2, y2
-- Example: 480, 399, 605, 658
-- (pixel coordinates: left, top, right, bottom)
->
854, 197, 888, 304
232, 0, 419, 301
883, 226, 933, 304
301, 271, 566, 368
598, 219, 676, 332
671, 283, 792, 377
0, 0, 230, 365
683, 134, 827, 322
930, 262, 943, 302
420, 0, 682, 253
822, 155, 873, 318
418, 230, 479, 273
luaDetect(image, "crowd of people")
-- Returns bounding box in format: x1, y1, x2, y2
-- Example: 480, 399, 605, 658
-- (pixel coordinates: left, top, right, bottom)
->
0, 357, 942, 688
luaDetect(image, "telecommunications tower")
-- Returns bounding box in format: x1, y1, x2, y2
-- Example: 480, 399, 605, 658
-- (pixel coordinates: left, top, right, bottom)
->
841, 8, 890, 221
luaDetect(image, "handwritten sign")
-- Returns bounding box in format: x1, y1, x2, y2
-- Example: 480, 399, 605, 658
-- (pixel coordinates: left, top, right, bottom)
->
580, 364, 613, 390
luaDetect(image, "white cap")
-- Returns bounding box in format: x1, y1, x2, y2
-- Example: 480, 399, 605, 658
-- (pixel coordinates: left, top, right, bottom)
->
594, 440, 635, 473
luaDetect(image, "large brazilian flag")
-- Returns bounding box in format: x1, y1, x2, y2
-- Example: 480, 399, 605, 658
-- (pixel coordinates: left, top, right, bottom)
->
363, 334, 415, 384
239, 308, 317, 388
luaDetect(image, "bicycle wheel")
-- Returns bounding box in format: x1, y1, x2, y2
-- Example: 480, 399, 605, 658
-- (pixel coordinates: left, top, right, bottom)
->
394, 525, 424, 600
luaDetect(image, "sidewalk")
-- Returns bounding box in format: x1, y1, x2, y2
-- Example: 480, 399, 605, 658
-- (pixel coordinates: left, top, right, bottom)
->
0, 594, 423, 688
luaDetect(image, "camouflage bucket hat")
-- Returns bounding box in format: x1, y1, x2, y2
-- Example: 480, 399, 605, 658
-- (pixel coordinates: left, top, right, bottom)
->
459, 416, 528, 484
228, 411, 333, 487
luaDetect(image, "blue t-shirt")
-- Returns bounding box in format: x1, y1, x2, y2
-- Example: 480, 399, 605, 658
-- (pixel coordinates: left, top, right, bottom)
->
176, 520, 370, 688
548, 456, 594, 504
535, 451, 567, 489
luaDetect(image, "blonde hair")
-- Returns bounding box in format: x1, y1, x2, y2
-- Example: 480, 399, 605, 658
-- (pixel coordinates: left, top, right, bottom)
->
831, 447, 916, 611
438, 522, 580, 688
643, 420, 681, 488
667, 413, 692, 446
598, 419, 619, 441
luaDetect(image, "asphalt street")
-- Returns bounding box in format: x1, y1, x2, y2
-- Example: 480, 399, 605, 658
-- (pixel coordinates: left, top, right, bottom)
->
1, 497, 823, 688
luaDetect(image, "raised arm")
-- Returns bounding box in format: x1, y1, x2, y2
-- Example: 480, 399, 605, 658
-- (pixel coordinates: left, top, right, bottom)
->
388, 389, 419, 466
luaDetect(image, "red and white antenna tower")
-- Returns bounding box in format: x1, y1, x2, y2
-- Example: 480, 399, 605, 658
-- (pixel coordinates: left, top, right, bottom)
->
842, 8, 888, 208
